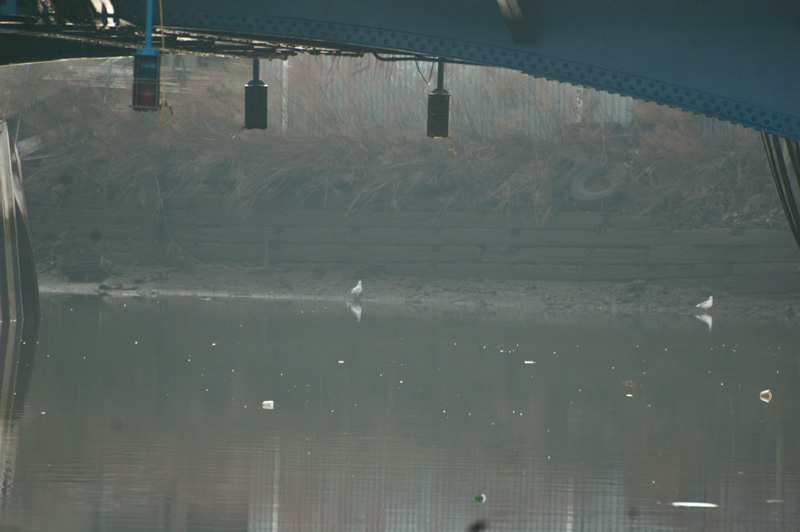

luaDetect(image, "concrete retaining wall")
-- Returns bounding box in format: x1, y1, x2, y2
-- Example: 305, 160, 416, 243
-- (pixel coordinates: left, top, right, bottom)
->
28, 193, 800, 293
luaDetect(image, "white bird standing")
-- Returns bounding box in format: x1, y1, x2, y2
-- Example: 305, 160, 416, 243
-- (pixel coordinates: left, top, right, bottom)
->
695, 295, 713, 310
351, 280, 363, 298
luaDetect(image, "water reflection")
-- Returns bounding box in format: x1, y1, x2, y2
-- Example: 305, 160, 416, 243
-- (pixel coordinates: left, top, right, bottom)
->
347, 301, 362, 323
0, 295, 798, 531
0, 319, 39, 518
695, 312, 713, 330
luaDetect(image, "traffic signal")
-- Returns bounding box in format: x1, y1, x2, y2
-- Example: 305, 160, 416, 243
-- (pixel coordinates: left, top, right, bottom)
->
132, 51, 161, 111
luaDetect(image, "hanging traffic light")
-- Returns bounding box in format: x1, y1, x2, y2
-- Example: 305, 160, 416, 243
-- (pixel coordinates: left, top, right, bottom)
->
244, 59, 268, 129
131, 0, 160, 111
427, 59, 450, 138
132, 50, 161, 111
427, 89, 450, 138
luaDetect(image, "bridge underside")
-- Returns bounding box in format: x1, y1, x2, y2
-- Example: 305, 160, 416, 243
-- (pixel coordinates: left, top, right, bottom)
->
3, 1, 800, 249
1, 0, 799, 141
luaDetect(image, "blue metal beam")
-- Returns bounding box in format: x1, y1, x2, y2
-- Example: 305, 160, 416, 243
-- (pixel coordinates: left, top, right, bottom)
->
2, 0, 798, 140
0, 0, 17, 16
105, 0, 799, 140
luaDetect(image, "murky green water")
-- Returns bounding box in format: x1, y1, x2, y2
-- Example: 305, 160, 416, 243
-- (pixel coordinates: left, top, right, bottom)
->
1, 295, 798, 531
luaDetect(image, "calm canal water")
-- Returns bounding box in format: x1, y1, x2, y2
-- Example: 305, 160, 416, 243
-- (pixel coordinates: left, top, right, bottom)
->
1, 294, 798, 531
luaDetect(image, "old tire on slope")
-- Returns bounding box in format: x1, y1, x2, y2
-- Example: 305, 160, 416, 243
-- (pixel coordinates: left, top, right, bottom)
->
570, 163, 625, 209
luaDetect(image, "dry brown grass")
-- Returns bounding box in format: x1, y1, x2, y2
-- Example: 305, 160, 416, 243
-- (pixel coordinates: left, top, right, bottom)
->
625, 104, 772, 223
2, 57, 778, 227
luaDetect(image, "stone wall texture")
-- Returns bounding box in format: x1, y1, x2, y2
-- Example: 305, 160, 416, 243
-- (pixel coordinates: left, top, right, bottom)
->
28, 193, 800, 294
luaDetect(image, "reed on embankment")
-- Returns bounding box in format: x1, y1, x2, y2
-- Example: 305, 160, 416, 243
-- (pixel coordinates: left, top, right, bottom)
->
0, 55, 779, 228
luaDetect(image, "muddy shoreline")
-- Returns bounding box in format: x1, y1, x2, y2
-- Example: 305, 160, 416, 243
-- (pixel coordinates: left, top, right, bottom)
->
37, 264, 799, 322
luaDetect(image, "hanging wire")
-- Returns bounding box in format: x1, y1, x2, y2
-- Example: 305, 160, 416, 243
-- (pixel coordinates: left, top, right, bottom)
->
414, 61, 434, 85
445, 67, 457, 153
446, 110, 457, 154
159, 100, 174, 125
158, 0, 166, 49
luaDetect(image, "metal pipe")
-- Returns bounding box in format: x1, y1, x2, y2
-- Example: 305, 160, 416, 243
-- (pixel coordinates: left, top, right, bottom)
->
252, 58, 260, 83
144, 0, 154, 51
437, 59, 444, 90
762, 132, 800, 249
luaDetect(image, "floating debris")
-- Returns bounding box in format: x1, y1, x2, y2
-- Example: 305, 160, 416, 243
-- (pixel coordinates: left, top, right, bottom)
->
467, 519, 488, 532
262, 400, 274, 410
671, 501, 718, 508
474, 493, 486, 503
623, 380, 635, 387
759, 389, 773, 403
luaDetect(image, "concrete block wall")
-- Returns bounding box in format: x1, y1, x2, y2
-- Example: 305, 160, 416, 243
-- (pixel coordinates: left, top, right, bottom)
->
28, 193, 800, 293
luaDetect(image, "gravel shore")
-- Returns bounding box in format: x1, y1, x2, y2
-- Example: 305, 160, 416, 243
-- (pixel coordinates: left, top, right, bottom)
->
37, 264, 799, 322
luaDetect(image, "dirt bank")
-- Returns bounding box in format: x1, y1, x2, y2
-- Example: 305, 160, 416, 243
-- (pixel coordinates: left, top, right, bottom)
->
37, 263, 800, 322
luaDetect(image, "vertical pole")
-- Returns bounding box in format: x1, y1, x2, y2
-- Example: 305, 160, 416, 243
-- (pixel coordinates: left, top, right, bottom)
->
252, 58, 260, 82
437, 59, 444, 90
133, 0, 161, 111
144, 0, 154, 51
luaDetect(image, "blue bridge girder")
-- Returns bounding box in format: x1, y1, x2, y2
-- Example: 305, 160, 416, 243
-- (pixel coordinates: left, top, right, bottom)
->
117, 0, 800, 141
1, 0, 799, 141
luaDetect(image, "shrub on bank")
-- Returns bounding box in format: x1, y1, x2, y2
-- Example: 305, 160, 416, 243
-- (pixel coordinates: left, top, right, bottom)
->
1, 56, 778, 228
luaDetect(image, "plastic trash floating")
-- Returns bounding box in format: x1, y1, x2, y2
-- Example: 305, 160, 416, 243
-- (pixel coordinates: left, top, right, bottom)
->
262, 400, 274, 410
671, 502, 718, 508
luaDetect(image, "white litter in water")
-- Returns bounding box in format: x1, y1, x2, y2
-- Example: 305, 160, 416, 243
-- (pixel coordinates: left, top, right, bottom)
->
671, 502, 718, 508
262, 400, 274, 410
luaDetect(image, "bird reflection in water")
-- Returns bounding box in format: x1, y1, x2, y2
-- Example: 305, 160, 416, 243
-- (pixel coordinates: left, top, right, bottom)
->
347, 301, 362, 322
695, 313, 713, 330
